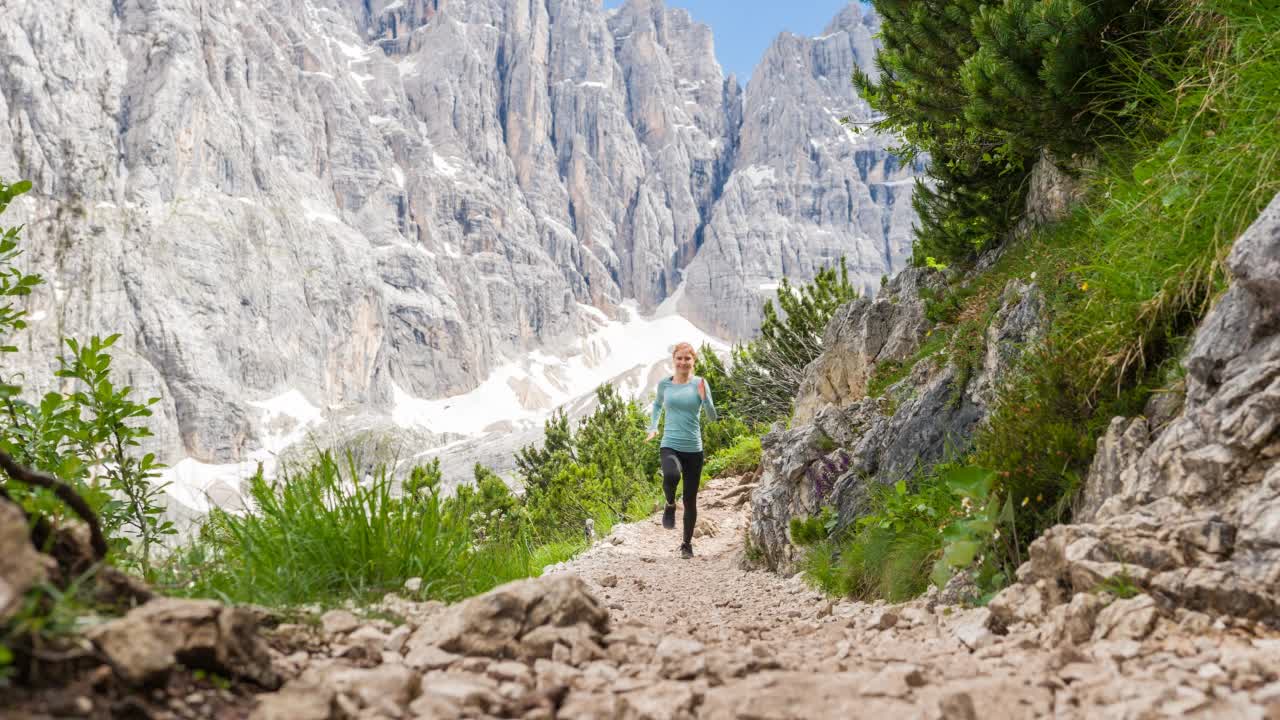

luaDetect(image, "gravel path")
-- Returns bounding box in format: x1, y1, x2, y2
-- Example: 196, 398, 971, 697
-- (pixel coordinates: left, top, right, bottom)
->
244, 474, 1280, 719
538, 474, 1280, 719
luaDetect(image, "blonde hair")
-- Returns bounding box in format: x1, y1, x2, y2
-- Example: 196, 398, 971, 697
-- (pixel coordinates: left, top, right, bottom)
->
671, 342, 698, 360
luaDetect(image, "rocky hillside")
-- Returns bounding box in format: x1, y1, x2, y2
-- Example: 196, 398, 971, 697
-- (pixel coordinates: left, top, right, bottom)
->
0, 0, 920, 467
750, 175, 1280, 623
749, 153, 1081, 571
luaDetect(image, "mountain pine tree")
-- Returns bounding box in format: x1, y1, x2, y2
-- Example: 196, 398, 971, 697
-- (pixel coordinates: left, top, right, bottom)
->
730, 259, 861, 423
854, 0, 1033, 264
962, 0, 1175, 156
858, 0, 1176, 264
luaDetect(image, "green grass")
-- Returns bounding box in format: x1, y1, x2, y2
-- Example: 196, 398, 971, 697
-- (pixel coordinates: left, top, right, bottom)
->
705, 434, 763, 478
973, 0, 1279, 551
810, 1, 1279, 602
159, 454, 544, 607
154, 449, 667, 609
866, 329, 949, 398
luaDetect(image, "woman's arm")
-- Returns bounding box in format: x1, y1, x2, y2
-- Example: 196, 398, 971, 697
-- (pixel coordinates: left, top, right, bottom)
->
648, 380, 666, 432
699, 377, 718, 422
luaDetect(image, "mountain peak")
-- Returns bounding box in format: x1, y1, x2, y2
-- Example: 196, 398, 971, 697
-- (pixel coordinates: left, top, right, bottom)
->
823, 3, 874, 37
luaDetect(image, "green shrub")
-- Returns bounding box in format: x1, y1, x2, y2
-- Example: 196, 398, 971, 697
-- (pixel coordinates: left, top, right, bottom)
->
789, 507, 836, 547
828, 1, 1280, 604
729, 259, 859, 423
453, 464, 525, 545
170, 454, 536, 606
1, 179, 169, 577
1095, 569, 1141, 600
704, 434, 762, 479
519, 384, 663, 543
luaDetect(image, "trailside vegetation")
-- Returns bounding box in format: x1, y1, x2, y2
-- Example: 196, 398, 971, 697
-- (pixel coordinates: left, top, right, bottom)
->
855, 0, 1178, 266
805, 0, 1279, 603
727, 258, 859, 424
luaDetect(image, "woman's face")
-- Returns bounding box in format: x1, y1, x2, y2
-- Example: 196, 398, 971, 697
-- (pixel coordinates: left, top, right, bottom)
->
673, 349, 695, 376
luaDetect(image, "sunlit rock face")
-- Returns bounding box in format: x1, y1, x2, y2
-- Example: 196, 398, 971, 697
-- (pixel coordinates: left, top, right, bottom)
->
679, 4, 924, 339
0, 1, 918, 468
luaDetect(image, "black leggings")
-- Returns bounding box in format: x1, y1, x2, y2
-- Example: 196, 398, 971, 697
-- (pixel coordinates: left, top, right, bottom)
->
660, 447, 704, 545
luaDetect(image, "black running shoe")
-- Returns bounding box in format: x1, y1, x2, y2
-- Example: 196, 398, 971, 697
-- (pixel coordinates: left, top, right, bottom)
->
680, 542, 693, 559
662, 503, 676, 529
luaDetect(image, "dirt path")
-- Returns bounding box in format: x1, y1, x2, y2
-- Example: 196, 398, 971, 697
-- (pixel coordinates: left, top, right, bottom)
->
239, 474, 1280, 720
535, 474, 1280, 719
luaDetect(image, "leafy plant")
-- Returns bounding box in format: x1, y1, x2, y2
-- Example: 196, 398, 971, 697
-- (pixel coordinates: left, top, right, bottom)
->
1095, 569, 1141, 599
0, 179, 40, 370
454, 463, 524, 545
805, 449, 849, 504
55, 336, 169, 576
704, 434, 762, 479
789, 506, 837, 547
927, 465, 1014, 592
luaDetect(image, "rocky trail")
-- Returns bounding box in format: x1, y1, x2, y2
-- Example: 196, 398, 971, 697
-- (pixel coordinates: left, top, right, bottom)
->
6, 471, 1280, 719
244, 475, 1280, 718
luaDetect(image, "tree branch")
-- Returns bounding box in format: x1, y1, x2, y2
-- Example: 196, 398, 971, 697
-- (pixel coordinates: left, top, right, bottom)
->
0, 449, 108, 560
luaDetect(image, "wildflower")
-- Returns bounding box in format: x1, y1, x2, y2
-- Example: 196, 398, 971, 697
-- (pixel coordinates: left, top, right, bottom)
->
1021, 496, 1030, 507
1036, 493, 1044, 502
1080, 281, 1089, 291
993, 528, 1001, 540
1029, 271, 1037, 281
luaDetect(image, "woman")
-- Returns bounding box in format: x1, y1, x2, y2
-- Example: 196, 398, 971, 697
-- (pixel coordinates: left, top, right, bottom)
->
646, 342, 717, 558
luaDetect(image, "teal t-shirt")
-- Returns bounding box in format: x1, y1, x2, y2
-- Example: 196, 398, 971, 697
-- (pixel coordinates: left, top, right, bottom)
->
648, 375, 718, 453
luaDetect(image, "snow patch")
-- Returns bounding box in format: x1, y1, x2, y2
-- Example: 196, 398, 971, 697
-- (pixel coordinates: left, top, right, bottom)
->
334, 39, 371, 61
248, 389, 324, 454
392, 294, 728, 437
740, 165, 777, 186
432, 152, 460, 177
305, 209, 341, 224
398, 58, 420, 77
159, 389, 326, 517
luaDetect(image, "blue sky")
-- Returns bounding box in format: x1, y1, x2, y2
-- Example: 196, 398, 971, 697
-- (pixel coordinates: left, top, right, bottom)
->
604, 1, 859, 80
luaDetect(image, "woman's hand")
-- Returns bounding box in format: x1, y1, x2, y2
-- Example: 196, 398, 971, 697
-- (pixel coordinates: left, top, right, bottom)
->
647, 430, 657, 441
697, 378, 706, 400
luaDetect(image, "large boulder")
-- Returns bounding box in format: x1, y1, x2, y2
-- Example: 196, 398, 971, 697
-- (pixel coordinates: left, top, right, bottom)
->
792, 268, 944, 425
751, 278, 1044, 568
0, 498, 52, 624
992, 192, 1280, 625
86, 597, 282, 688
748, 423, 833, 571
404, 574, 609, 662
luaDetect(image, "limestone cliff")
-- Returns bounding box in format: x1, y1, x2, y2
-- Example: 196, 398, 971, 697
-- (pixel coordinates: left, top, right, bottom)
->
0, 0, 918, 467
